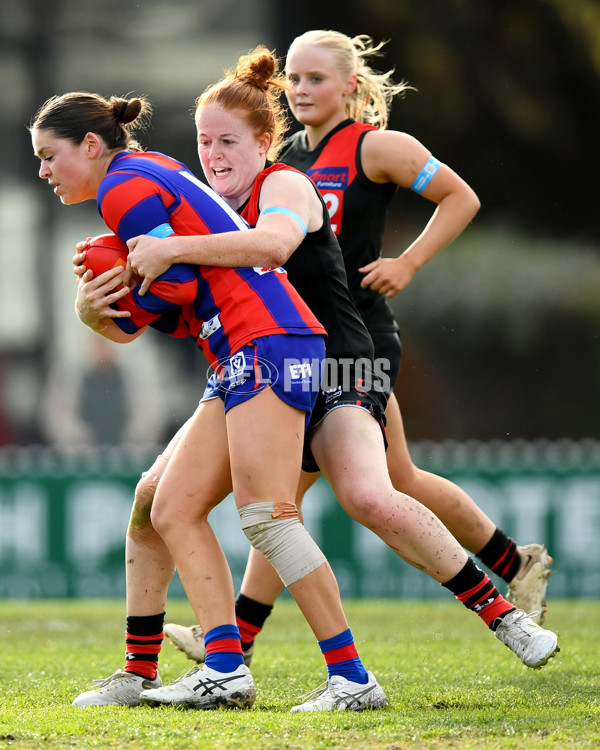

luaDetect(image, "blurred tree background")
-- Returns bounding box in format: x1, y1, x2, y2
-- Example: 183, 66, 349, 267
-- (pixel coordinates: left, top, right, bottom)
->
1, 0, 599, 446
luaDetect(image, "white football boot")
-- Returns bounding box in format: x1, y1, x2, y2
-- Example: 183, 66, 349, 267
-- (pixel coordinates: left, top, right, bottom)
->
72, 669, 162, 707
290, 671, 387, 712
140, 663, 255, 709
494, 609, 559, 668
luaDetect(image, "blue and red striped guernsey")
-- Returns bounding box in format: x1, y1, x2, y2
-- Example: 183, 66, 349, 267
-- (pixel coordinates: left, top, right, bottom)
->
97, 151, 325, 369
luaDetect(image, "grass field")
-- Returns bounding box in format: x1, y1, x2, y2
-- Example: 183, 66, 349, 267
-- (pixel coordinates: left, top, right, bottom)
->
1, 599, 598, 749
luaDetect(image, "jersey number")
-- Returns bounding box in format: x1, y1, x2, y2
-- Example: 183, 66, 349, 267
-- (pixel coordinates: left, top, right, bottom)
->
322, 192, 340, 234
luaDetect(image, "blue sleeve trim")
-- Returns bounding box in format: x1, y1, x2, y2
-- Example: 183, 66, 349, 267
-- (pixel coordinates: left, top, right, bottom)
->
410, 156, 441, 194
259, 206, 307, 237
147, 223, 175, 238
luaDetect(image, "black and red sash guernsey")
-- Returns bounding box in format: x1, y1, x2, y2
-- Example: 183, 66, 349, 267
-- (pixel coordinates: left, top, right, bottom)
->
279, 120, 398, 333
239, 162, 375, 364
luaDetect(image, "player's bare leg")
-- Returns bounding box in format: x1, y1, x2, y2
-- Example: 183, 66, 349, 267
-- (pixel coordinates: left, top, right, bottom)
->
164, 471, 317, 663
126, 456, 176, 616
384, 393, 496, 550
226, 388, 350, 642
385, 392, 551, 619
151, 398, 235, 633
312, 406, 467, 580
145, 388, 383, 709
72, 426, 188, 707
238, 470, 317, 604
310, 407, 558, 666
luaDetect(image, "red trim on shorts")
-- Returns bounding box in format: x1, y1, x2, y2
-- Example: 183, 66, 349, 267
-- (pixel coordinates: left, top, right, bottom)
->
252, 344, 262, 391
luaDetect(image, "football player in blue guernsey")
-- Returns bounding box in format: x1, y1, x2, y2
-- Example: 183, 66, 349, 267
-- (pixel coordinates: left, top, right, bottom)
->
150, 31, 553, 667
30, 90, 390, 712
113, 44, 558, 710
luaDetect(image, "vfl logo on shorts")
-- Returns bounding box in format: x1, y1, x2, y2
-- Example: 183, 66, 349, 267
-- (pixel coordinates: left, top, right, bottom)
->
228, 352, 248, 387
199, 314, 221, 340
213, 352, 277, 393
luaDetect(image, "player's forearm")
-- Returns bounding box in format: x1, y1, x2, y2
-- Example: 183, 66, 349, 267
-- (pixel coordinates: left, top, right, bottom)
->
75, 307, 144, 343
172, 229, 291, 269
403, 191, 480, 271
93, 321, 146, 343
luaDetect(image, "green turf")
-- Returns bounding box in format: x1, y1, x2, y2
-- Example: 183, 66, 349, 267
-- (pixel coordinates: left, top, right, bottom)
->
0, 599, 597, 749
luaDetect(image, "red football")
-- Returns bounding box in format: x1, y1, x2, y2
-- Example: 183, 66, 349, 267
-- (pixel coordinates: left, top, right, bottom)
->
84, 234, 129, 277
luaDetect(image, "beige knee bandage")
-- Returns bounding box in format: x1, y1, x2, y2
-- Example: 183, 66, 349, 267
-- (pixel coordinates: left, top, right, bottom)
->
238, 502, 327, 587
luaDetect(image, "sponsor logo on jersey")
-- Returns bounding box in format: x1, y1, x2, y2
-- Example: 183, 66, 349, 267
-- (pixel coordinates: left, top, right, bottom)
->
199, 314, 222, 339
253, 266, 286, 275
307, 166, 348, 234
307, 166, 349, 191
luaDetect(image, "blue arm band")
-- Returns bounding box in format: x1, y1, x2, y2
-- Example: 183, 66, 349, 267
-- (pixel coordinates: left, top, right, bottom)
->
410, 156, 441, 194
259, 206, 307, 238
147, 223, 175, 238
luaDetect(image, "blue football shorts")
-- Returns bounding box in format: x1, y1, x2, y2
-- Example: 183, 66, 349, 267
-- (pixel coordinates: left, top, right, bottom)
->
201, 333, 325, 428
